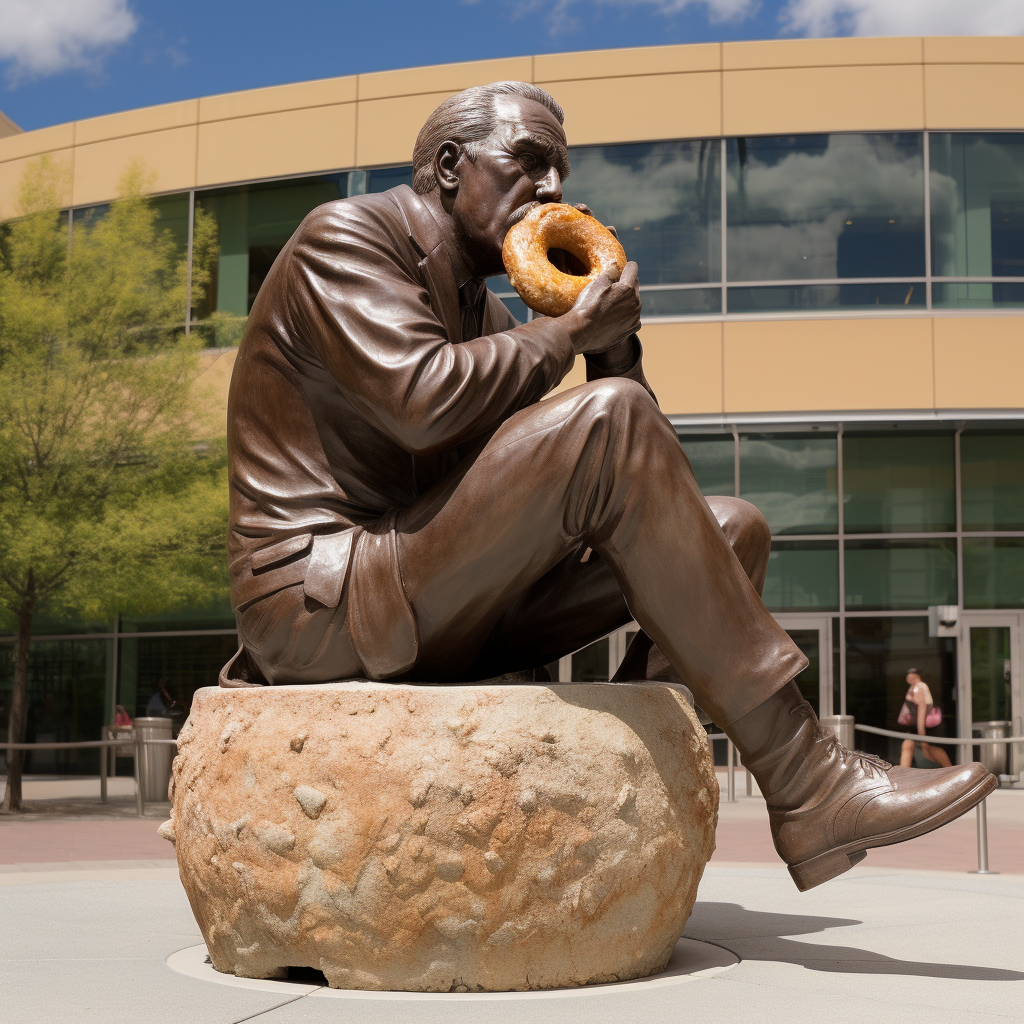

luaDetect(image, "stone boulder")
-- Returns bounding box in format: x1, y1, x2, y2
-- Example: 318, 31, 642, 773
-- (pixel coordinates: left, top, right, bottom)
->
164, 681, 717, 991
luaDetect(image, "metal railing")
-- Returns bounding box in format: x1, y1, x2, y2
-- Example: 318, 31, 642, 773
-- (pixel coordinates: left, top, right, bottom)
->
0, 732, 178, 816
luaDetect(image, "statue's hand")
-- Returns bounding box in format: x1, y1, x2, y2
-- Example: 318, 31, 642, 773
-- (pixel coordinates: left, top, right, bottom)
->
559, 262, 641, 357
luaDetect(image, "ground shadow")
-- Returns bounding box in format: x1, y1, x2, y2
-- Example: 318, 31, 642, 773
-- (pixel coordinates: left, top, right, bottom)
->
687, 902, 1024, 981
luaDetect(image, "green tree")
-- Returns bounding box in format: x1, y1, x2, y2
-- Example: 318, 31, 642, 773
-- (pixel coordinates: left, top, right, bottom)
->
0, 157, 227, 812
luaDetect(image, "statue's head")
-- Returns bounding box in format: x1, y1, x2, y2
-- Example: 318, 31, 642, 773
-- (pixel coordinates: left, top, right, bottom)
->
413, 82, 570, 277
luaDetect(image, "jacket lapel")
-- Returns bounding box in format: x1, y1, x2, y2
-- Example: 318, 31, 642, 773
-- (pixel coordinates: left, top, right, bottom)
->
386, 185, 462, 347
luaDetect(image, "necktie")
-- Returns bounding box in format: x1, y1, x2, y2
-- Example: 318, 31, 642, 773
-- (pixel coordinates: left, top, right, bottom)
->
458, 282, 482, 342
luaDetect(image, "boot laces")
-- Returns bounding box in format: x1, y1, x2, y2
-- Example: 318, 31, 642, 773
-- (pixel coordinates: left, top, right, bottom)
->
821, 732, 892, 778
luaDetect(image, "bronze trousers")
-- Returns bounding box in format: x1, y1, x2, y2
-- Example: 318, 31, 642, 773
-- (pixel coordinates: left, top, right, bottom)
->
237, 379, 806, 725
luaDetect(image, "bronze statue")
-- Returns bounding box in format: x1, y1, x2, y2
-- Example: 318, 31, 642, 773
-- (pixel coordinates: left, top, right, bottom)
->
222, 82, 995, 891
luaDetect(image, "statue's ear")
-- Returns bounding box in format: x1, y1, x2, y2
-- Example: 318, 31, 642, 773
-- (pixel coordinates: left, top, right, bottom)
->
434, 141, 461, 193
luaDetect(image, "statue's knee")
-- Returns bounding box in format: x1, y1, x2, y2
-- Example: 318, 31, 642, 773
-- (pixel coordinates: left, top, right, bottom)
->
584, 377, 656, 417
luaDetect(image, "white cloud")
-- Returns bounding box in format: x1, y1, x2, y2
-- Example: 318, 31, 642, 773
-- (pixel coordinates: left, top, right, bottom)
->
517, 0, 759, 35
0, 0, 138, 82
780, 0, 1024, 37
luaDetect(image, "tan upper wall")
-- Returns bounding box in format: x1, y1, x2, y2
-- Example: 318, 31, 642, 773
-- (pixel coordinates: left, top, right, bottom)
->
1, 35, 1022, 214
0, 109, 20, 139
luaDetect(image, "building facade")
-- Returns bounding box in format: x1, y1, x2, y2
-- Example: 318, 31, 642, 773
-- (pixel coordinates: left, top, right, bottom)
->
1, 36, 1022, 771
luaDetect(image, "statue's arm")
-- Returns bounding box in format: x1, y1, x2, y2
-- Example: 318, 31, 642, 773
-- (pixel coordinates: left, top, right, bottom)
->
286, 207, 577, 456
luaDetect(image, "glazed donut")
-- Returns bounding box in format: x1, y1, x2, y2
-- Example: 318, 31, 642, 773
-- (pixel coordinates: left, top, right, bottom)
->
502, 203, 627, 317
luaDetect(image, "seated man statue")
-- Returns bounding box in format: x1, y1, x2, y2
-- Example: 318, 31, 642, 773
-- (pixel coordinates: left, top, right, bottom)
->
222, 81, 994, 891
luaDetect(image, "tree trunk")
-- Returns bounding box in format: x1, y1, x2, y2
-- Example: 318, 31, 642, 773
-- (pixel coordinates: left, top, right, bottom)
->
2, 572, 35, 813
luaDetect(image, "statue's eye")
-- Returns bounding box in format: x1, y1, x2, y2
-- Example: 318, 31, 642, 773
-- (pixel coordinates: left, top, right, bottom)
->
519, 152, 538, 172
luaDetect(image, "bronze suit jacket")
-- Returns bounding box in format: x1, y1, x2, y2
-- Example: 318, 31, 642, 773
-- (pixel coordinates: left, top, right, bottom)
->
227, 184, 651, 677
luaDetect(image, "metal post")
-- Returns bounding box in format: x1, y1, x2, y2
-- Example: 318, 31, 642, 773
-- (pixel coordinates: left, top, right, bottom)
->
100, 727, 108, 803
969, 799, 998, 875
744, 753, 753, 796
133, 729, 145, 817
726, 738, 736, 802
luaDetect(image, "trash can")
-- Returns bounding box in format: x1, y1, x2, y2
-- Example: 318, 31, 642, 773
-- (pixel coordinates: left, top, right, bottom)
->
819, 714, 855, 749
134, 717, 175, 802
972, 720, 1011, 776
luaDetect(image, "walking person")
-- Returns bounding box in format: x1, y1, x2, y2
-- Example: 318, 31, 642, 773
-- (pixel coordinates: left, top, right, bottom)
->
900, 668, 952, 768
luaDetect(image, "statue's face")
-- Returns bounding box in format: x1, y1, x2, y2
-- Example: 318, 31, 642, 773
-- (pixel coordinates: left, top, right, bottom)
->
449, 95, 569, 278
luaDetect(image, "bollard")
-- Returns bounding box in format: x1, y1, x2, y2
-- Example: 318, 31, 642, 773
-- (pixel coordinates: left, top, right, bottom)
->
133, 729, 146, 817
969, 798, 998, 875
743, 753, 753, 796
726, 738, 736, 803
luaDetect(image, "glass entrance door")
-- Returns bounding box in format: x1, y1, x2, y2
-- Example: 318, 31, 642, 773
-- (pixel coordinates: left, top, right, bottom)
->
773, 615, 835, 718
960, 614, 1021, 774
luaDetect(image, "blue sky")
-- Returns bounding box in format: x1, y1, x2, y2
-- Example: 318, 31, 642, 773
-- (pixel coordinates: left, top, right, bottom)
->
0, 0, 1022, 132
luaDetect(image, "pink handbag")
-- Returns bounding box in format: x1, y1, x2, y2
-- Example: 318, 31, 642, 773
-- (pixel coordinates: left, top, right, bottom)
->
899, 702, 942, 728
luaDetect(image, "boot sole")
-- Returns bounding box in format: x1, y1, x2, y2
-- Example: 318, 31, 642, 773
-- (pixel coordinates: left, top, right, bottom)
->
787, 771, 998, 892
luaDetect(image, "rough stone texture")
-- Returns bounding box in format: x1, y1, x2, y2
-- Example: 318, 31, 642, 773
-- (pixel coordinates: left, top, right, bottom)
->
166, 681, 718, 992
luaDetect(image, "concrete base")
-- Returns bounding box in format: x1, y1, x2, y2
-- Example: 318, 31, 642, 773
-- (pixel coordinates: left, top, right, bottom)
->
166, 935, 739, 998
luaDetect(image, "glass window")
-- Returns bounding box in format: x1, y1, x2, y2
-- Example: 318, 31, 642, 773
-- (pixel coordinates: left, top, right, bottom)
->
932, 281, 1024, 309
193, 174, 349, 334
845, 540, 957, 610
119, 634, 239, 731
930, 133, 1024, 279
570, 637, 609, 681
739, 433, 838, 534
72, 192, 190, 258
845, 617, 956, 762
641, 287, 722, 316
727, 282, 924, 312
970, 626, 1012, 723
119, 595, 235, 634
365, 165, 413, 194
963, 538, 1024, 609
961, 432, 1024, 531
0, 639, 108, 775
785, 628, 821, 715
562, 140, 721, 285
762, 541, 839, 611
843, 432, 955, 533
677, 433, 734, 496
726, 134, 925, 282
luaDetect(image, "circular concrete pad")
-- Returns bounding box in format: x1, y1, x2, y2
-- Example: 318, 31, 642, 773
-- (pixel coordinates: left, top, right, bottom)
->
166, 936, 738, 1001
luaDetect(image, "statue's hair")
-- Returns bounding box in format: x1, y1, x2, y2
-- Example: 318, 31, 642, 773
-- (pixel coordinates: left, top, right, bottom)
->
411, 82, 565, 195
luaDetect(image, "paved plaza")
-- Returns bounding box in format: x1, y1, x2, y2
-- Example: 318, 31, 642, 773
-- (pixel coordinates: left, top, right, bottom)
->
2, 774, 1022, 1023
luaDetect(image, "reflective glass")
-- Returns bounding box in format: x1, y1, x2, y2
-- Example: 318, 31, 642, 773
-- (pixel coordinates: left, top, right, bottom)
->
845, 618, 956, 762
930, 133, 1024, 279
726, 134, 925, 281
931, 281, 1024, 309
727, 282, 924, 312
963, 538, 1024, 609
961, 432, 1024, 531
739, 433, 838, 534
562, 141, 721, 284
366, 165, 413, 193
762, 541, 839, 611
845, 540, 957, 610
677, 434, 734, 496
785, 628, 821, 715
119, 595, 235, 633
0, 639, 108, 774
118, 634, 239, 728
193, 174, 348, 335
72, 193, 190, 257
970, 626, 1012, 722
571, 637, 609, 681
843, 432, 955, 533
640, 287, 721, 316
495, 293, 529, 322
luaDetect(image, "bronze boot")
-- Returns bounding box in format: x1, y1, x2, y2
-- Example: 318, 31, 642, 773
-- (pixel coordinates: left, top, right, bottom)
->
730, 682, 997, 891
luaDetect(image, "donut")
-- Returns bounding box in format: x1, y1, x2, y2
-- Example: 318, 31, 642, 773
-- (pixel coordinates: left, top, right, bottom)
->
502, 203, 627, 317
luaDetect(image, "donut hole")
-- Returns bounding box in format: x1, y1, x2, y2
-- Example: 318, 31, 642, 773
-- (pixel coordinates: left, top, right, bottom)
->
546, 247, 590, 278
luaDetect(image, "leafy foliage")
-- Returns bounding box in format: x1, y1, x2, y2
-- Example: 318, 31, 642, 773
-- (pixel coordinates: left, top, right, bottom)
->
0, 156, 228, 808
